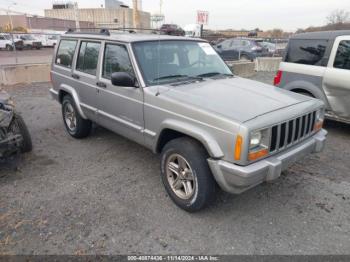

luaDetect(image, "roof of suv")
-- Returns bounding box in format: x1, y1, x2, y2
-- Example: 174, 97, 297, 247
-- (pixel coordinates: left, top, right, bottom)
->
63, 32, 202, 43
291, 30, 350, 40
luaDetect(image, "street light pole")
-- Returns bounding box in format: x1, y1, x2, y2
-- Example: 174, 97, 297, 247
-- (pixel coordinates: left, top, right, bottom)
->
7, 2, 17, 31
120, 4, 129, 30
7, 2, 18, 64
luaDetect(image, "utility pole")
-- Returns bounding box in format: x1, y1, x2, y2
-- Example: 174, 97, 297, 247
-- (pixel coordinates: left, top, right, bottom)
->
7, 2, 17, 31
120, 4, 129, 29
73, 2, 80, 31
132, 0, 140, 29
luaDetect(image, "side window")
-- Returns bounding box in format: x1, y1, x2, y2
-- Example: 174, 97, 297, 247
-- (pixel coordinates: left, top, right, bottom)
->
334, 40, 350, 70
0, 36, 5, 40
242, 40, 249, 46
56, 39, 77, 68
231, 40, 241, 47
285, 39, 328, 66
102, 43, 135, 79
220, 40, 232, 50
76, 41, 101, 75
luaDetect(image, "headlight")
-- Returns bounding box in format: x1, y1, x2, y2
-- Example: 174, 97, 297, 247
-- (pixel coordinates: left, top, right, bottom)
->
248, 129, 270, 161
314, 108, 324, 131
315, 108, 324, 121
250, 131, 262, 149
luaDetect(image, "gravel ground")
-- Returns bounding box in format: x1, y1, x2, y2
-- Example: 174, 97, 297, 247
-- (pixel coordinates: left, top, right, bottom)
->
1, 73, 350, 255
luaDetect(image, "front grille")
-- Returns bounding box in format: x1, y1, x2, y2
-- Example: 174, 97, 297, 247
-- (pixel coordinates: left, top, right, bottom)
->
269, 111, 316, 153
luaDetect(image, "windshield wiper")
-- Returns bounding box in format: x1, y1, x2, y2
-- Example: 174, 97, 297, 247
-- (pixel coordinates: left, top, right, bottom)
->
196, 72, 233, 78
153, 74, 202, 81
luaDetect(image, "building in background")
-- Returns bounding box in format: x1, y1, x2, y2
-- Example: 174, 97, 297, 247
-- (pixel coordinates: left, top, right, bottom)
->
45, 1, 150, 29
105, 0, 125, 9
0, 14, 94, 32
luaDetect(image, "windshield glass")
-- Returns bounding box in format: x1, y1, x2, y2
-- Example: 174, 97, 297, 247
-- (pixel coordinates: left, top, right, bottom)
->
133, 40, 232, 86
22, 35, 35, 40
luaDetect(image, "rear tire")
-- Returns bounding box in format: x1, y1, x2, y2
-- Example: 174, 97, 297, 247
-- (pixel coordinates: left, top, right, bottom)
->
62, 95, 92, 138
6, 45, 13, 51
160, 137, 217, 212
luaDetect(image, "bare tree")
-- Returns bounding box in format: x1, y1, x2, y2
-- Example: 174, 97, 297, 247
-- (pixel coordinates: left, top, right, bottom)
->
327, 9, 350, 25
268, 28, 284, 38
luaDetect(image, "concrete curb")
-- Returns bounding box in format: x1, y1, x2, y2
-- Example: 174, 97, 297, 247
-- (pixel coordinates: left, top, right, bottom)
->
0, 63, 50, 86
255, 57, 282, 72
0, 57, 282, 86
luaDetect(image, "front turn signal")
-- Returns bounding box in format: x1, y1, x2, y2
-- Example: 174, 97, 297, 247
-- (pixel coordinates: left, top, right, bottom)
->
234, 135, 243, 160
314, 120, 324, 131
248, 148, 268, 161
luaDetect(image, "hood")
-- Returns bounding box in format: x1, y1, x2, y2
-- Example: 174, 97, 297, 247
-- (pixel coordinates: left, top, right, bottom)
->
159, 77, 312, 123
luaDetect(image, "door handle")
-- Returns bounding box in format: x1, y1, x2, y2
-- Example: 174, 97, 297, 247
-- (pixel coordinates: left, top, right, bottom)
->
71, 73, 80, 80
96, 81, 107, 88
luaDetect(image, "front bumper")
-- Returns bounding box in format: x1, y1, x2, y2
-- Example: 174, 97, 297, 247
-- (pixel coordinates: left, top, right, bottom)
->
208, 129, 327, 194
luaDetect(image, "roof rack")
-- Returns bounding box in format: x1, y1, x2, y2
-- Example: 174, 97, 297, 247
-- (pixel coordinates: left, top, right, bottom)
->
65, 28, 161, 35
65, 28, 110, 35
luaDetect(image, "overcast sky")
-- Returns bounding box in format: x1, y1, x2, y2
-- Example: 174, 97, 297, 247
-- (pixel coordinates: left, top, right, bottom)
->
0, 0, 349, 31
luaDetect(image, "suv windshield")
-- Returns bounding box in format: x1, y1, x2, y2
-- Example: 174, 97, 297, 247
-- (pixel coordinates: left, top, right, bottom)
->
133, 40, 232, 86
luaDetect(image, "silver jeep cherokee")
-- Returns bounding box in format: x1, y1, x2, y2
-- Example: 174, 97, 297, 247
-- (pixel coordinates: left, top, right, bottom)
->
50, 29, 327, 212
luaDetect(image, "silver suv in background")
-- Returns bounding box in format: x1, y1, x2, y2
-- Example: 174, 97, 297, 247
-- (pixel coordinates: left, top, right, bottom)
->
275, 30, 350, 124
50, 29, 327, 212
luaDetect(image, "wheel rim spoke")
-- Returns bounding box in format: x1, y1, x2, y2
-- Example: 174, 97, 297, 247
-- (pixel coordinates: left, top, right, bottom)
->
172, 176, 183, 190
177, 157, 187, 170
168, 161, 179, 175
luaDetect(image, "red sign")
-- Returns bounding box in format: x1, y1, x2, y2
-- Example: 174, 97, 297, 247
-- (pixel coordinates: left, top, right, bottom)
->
197, 11, 209, 25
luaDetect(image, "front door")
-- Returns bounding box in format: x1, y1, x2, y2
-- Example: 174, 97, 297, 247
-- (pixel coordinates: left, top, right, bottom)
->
96, 42, 144, 145
323, 36, 350, 119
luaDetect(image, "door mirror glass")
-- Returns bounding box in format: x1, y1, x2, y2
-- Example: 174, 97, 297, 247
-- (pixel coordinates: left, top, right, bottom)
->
111, 72, 136, 87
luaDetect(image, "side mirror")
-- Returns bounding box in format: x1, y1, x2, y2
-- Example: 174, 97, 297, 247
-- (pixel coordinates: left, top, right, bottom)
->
217, 44, 222, 48
111, 72, 136, 87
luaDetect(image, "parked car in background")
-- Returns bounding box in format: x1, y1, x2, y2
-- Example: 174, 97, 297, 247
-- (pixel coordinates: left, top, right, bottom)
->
261, 41, 276, 54
18, 34, 42, 49
0, 33, 23, 51
50, 29, 327, 212
213, 38, 270, 61
160, 24, 185, 36
37, 34, 58, 47
184, 24, 202, 38
275, 30, 350, 124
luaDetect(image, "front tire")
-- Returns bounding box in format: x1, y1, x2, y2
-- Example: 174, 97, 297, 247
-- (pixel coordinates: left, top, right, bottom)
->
160, 137, 217, 212
62, 95, 92, 138
9, 113, 33, 153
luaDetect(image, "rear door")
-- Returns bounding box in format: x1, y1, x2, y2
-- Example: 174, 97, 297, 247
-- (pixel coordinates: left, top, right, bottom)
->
323, 36, 350, 119
72, 40, 102, 120
96, 42, 144, 145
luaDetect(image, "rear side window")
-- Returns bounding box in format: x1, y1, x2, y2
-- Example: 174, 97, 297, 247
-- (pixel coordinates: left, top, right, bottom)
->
220, 39, 233, 50
76, 41, 101, 75
285, 39, 328, 66
102, 43, 134, 79
334, 40, 350, 70
56, 39, 77, 68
